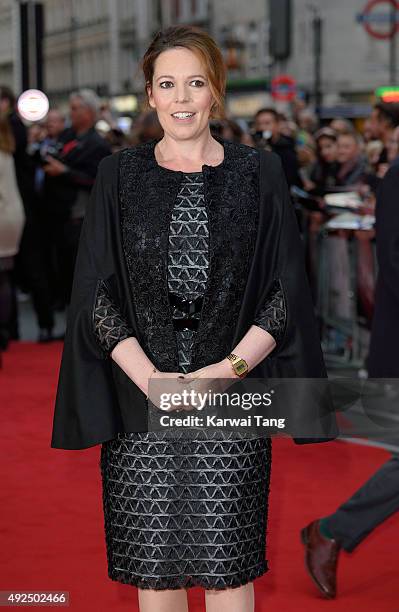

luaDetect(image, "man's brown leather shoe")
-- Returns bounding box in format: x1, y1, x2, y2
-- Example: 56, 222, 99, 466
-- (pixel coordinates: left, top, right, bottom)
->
301, 519, 341, 599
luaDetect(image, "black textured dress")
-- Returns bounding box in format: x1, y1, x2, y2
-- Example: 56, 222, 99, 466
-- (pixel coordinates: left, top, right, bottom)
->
96, 171, 286, 590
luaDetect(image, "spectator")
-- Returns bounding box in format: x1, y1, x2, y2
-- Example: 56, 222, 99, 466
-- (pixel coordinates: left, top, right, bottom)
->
335, 129, 381, 328
372, 125, 399, 180
42, 89, 111, 307
386, 124, 399, 167
0, 86, 33, 208
365, 140, 384, 171
221, 118, 243, 143
0, 116, 25, 350
31, 109, 65, 194
291, 96, 307, 122
221, 118, 255, 145
252, 107, 302, 186
330, 118, 355, 134
240, 130, 256, 147
278, 113, 298, 140
27, 122, 47, 147
45, 109, 65, 140
105, 127, 129, 153
336, 131, 367, 187
362, 118, 375, 144
0, 85, 35, 341
24, 109, 68, 340
307, 127, 339, 194
297, 142, 317, 195
129, 109, 163, 145
368, 102, 399, 166
297, 108, 319, 135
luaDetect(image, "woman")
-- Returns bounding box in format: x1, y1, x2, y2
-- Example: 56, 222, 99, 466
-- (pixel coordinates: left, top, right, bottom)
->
220, 118, 254, 146
307, 127, 339, 194
300, 129, 338, 300
0, 116, 25, 350
51, 26, 335, 612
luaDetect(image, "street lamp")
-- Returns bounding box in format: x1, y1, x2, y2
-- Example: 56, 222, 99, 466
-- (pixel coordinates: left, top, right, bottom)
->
69, 4, 78, 90
307, 4, 323, 118
389, 0, 397, 84
16, 0, 44, 91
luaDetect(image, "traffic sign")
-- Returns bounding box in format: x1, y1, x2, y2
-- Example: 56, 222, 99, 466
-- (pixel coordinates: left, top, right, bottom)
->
271, 75, 297, 102
356, 0, 399, 40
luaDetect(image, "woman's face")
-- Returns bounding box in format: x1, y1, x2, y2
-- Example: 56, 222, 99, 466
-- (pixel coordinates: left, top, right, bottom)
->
318, 136, 337, 163
147, 46, 215, 140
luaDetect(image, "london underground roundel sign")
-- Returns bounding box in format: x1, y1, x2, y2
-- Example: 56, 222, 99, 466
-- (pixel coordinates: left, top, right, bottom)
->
357, 0, 399, 40
17, 89, 49, 122
271, 75, 297, 102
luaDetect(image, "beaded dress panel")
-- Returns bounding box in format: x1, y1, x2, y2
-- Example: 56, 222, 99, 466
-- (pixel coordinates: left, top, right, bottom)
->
97, 171, 285, 590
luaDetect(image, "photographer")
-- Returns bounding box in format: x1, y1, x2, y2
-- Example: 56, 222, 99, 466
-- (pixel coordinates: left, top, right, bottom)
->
26, 110, 67, 341
252, 107, 302, 187
42, 90, 111, 310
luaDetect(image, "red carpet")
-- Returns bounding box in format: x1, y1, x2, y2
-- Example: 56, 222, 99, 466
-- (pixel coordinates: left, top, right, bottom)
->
1, 342, 398, 611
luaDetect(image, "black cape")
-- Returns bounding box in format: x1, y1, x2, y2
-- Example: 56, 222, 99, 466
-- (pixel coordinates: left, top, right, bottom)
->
51, 135, 337, 450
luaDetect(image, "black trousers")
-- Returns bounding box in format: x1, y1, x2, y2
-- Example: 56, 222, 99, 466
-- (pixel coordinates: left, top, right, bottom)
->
326, 453, 399, 552
14, 212, 83, 332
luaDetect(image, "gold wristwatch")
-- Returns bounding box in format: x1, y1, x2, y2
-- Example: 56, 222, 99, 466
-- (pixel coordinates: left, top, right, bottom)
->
226, 353, 248, 379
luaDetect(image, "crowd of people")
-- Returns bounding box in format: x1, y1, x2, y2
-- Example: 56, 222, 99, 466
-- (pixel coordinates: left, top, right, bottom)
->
1, 83, 398, 357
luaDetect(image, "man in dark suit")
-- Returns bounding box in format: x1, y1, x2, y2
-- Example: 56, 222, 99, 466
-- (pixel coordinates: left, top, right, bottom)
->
42, 89, 111, 313
300, 164, 399, 599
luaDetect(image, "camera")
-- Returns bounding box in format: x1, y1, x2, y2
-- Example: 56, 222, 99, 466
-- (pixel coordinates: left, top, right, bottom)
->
29, 141, 64, 166
252, 130, 273, 147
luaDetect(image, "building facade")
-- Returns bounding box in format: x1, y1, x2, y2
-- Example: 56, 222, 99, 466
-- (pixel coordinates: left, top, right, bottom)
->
0, 0, 162, 105
284, 0, 396, 107
43, 0, 155, 103
0, 0, 18, 89
0, 0, 397, 116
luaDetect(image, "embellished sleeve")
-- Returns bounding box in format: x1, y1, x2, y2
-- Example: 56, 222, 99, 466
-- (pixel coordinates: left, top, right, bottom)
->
93, 279, 134, 356
253, 278, 287, 348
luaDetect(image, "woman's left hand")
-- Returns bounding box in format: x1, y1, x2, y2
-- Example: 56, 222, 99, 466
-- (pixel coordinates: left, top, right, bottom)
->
177, 360, 238, 412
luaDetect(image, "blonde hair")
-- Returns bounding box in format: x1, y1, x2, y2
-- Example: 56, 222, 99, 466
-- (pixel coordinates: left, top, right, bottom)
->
141, 25, 226, 120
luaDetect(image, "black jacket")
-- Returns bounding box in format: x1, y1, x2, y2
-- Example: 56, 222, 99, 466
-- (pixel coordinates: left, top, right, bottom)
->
367, 164, 399, 377
9, 111, 35, 212
43, 126, 111, 219
51, 135, 337, 450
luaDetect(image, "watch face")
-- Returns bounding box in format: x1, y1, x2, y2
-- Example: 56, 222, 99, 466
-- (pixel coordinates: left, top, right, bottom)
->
235, 360, 247, 375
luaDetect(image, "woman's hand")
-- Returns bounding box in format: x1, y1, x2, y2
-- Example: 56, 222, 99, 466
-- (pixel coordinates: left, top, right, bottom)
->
146, 370, 187, 412
177, 359, 239, 410
148, 360, 238, 414
187, 359, 234, 382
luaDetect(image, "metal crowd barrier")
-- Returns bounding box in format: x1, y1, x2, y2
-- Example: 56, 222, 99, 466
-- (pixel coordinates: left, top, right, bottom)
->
291, 187, 377, 371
